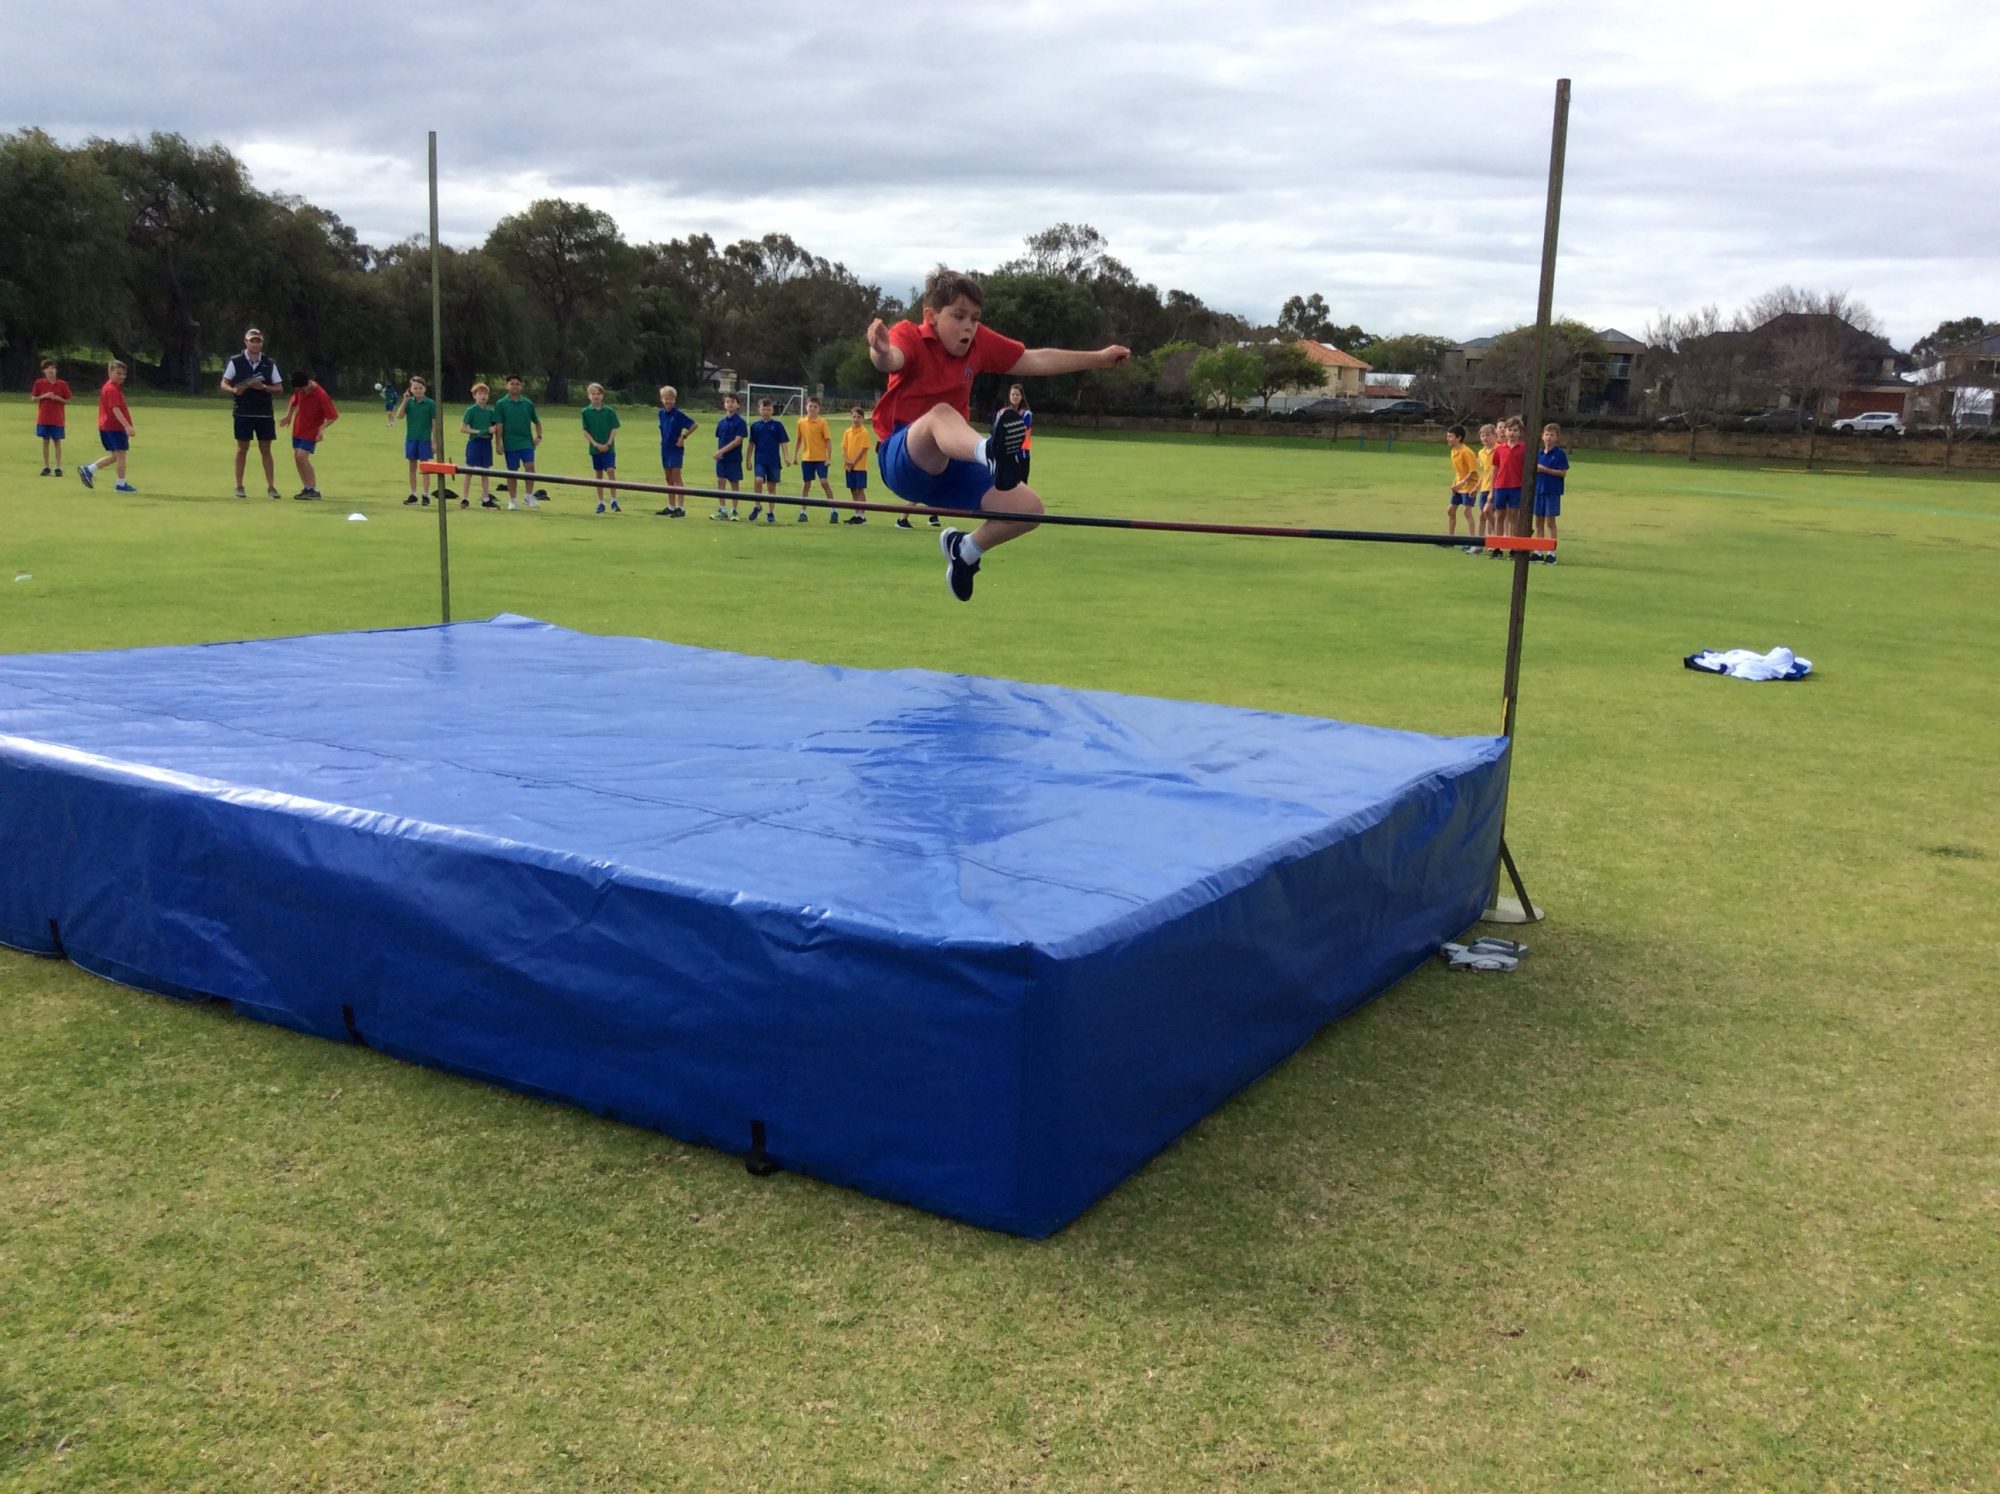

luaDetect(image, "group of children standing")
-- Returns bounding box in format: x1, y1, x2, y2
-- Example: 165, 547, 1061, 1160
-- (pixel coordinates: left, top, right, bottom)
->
1445, 417, 1568, 562
31, 358, 138, 493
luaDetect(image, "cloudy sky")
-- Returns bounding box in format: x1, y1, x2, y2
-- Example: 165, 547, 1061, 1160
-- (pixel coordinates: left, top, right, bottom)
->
8, 0, 1993, 348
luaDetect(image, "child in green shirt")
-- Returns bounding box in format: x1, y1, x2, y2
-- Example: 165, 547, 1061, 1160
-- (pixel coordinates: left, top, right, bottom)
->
461, 381, 500, 508
391, 376, 441, 506
582, 382, 622, 513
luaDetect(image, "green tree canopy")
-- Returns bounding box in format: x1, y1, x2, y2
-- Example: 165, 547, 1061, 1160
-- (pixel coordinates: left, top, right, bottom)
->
486, 199, 629, 402
1188, 345, 1261, 411
1356, 332, 1456, 374
0, 129, 128, 384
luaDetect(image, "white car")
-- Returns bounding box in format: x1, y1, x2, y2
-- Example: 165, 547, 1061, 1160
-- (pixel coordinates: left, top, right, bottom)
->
1832, 411, 1905, 435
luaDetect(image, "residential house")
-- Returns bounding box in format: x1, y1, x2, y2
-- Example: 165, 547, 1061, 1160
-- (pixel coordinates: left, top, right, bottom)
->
1652, 312, 1911, 420
1444, 328, 1648, 413
1293, 341, 1372, 399
1914, 328, 2000, 427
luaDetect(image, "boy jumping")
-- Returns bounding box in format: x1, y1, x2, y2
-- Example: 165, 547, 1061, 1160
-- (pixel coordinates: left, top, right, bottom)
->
868, 267, 1127, 600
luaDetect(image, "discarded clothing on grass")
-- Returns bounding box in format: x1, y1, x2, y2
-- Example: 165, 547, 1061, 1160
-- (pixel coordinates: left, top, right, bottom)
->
1684, 646, 1812, 681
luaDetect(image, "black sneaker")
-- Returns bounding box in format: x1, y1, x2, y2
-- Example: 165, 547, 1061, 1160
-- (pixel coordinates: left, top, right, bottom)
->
895, 516, 913, 530
39, 467, 50, 477
293, 490, 312, 500
53, 467, 61, 476
941, 527, 979, 602
928, 515, 941, 528
421, 494, 431, 506
828, 510, 840, 524
656, 505, 674, 516
482, 496, 500, 509
845, 514, 867, 524
404, 493, 420, 506
988, 409, 1029, 490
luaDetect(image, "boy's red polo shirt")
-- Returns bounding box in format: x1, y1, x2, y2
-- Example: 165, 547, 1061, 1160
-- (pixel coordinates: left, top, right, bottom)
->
290, 384, 337, 441
872, 318, 1025, 441
97, 381, 130, 432
1492, 440, 1525, 488
33, 378, 72, 426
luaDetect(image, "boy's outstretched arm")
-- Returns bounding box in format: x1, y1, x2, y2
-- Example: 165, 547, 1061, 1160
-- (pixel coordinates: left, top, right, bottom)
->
866, 318, 905, 372
1008, 345, 1130, 377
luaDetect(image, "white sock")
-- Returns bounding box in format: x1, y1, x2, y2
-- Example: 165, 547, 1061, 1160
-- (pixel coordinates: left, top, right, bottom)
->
973, 436, 990, 465
959, 534, 984, 565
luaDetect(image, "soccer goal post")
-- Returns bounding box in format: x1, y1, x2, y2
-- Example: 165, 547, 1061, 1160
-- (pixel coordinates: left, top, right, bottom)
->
744, 382, 808, 416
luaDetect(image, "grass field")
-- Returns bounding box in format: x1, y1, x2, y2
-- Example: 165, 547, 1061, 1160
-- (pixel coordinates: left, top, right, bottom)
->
4, 396, 1998, 1490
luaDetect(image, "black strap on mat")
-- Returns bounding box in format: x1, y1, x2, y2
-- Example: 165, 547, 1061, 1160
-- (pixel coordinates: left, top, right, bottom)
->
745, 1119, 779, 1177
341, 1004, 369, 1049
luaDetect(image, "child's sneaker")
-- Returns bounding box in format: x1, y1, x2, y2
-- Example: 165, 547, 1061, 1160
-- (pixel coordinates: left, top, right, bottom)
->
78, 466, 95, 490
52, 467, 62, 476
796, 510, 809, 523
728, 510, 741, 521
711, 507, 728, 520
458, 496, 469, 509
233, 485, 246, 500
38, 467, 50, 477
404, 493, 421, 506
595, 501, 607, 514
988, 409, 1029, 490
114, 481, 138, 493
522, 493, 539, 509
609, 499, 620, 513
940, 527, 979, 602
482, 496, 500, 509
845, 514, 867, 525
747, 504, 762, 522
828, 510, 840, 524
267, 486, 283, 501
895, 516, 913, 529
506, 500, 518, 510
421, 493, 432, 506
764, 510, 775, 523
928, 515, 941, 527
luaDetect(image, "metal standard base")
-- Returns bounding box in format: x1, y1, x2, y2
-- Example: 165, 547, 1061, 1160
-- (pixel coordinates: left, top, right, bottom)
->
1480, 894, 1545, 925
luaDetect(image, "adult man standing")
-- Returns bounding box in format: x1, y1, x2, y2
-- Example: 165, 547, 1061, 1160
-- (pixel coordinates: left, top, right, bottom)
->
220, 327, 284, 500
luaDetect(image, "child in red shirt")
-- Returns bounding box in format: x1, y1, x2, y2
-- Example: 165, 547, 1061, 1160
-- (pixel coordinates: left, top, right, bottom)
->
77, 361, 137, 493
278, 369, 340, 499
867, 267, 1128, 601
31, 358, 72, 476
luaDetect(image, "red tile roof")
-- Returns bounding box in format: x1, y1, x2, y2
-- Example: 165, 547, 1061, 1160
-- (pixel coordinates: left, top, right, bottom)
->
1294, 340, 1372, 371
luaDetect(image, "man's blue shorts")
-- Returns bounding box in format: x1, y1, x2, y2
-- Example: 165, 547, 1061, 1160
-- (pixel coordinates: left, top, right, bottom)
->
715, 457, 743, 482
845, 469, 867, 491
1534, 492, 1561, 518
661, 447, 684, 471
99, 429, 129, 452
404, 438, 432, 461
590, 447, 616, 472
1451, 488, 1474, 506
800, 460, 828, 482
754, 459, 781, 483
234, 414, 276, 443
35, 423, 64, 440
1491, 485, 1522, 511
292, 437, 317, 453
878, 426, 993, 511
504, 447, 536, 472
465, 436, 493, 467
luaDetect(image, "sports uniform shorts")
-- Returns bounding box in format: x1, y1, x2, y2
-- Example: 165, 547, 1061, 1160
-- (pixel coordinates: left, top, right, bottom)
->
845, 469, 868, 491
98, 429, 129, 452
877, 426, 993, 511
754, 459, 782, 483
35, 423, 64, 440
1491, 485, 1522, 511
590, 447, 616, 472
1451, 487, 1475, 506
504, 447, 536, 471
292, 437, 317, 453
800, 460, 828, 482
1534, 491, 1561, 518
465, 437, 493, 467
234, 414, 277, 443
661, 446, 685, 471
404, 439, 432, 461
715, 456, 743, 482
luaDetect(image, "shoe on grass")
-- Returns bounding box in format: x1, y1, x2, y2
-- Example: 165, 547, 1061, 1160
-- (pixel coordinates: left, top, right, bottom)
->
595, 501, 607, 514
53, 467, 62, 476
941, 527, 979, 602
114, 481, 138, 493
233, 485, 246, 500
928, 515, 941, 527
610, 499, 621, 512
78, 466, 95, 490
404, 493, 420, 506
895, 516, 913, 529
845, 514, 867, 525
796, 510, 808, 523
39, 467, 50, 477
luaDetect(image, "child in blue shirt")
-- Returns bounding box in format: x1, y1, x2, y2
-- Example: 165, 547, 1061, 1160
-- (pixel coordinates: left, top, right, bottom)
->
654, 384, 698, 517
1533, 422, 1569, 563
744, 397, 790, 524
710, 394, 747, 519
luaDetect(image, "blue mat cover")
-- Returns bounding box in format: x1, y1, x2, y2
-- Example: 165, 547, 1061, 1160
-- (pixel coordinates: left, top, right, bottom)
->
0, 616, 1508, 1236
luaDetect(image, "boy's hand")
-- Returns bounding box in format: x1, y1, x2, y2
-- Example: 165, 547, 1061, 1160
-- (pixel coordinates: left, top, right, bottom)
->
866, 318, 902, 371
1100, 345, 1132, 367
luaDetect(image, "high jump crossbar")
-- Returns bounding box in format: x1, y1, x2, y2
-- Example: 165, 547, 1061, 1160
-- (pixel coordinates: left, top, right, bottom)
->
417, 463, 1556, 551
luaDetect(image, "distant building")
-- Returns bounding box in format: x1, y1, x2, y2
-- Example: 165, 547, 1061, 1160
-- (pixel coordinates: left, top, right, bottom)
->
1444, 327, 1648, 413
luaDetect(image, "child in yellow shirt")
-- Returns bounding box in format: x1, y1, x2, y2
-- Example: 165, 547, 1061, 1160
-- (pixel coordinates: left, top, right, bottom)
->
1473, 422, 1497, 549
794, 395, 837, 524
1446, 423, 1480, 545
840, 405, 873, 525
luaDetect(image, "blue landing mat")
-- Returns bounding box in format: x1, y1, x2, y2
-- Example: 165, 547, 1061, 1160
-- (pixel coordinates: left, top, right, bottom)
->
0, 615, 1509, 1235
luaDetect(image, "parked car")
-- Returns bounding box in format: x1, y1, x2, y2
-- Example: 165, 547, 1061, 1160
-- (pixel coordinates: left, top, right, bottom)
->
1737, 408, 1815, 432
1291, 397, 1354, 418
1831, 411, 1906, 435
1656, 411, 1693, 429
1366, 399, 1433, 419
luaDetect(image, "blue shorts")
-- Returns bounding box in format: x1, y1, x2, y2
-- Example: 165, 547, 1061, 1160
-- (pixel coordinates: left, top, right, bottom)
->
754, 459, 782, 483
1451, 488, 1474, 506
845, 469, 867, 491
465, 437, 493, 467
878, 426, 993, 511
1491, 485, 1522, 511
98, 429, 129, 452
504, 447, 536, 472
36, 423, 65, 440
661, 447, 684, 470
800, 460, 828, 482
715, 457, 743, 481
590, 447, 616, 472
1534, 492, 1562, 518
234, 414, 276, 443
404, 439, 432, 461
292, 437, 317, 453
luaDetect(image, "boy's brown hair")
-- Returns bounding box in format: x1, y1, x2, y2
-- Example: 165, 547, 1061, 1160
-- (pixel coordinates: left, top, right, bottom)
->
40, 357, 57, 373
471, 381, 490, 396
108, 360, 127, 375
924, 267, 984, 312
850, 405, 865, 418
